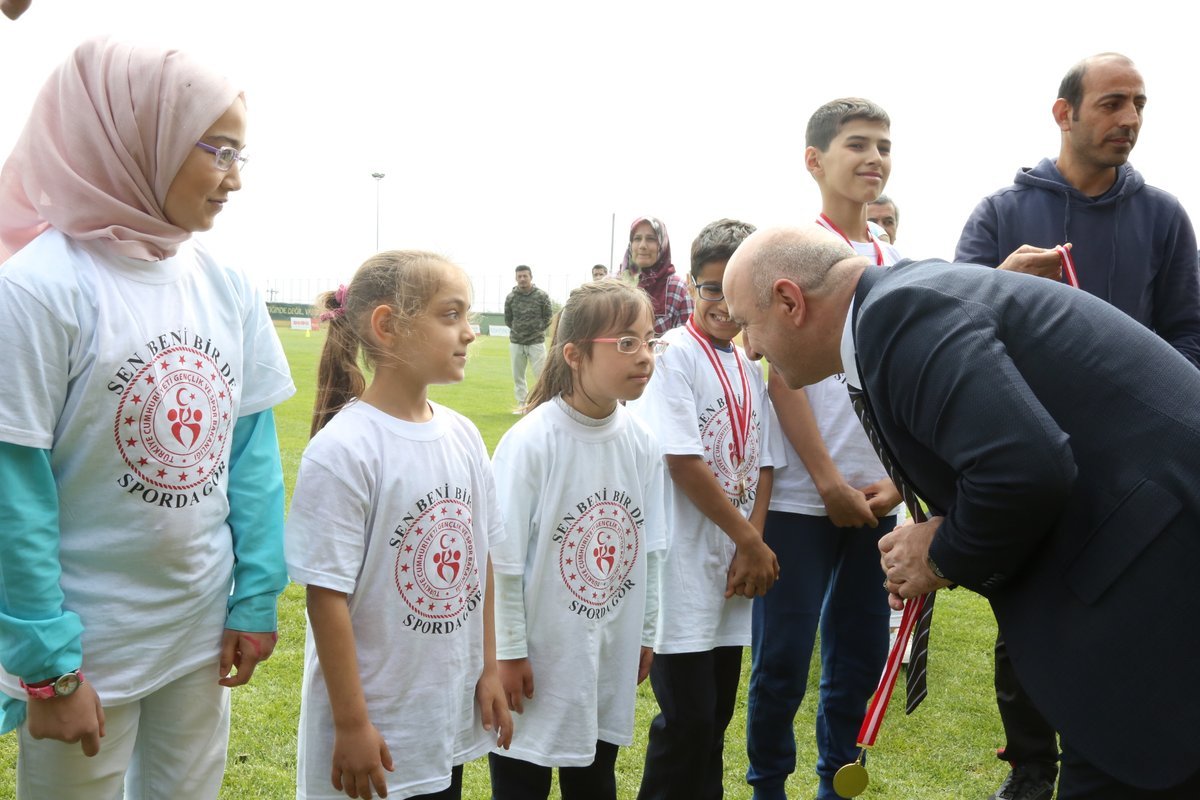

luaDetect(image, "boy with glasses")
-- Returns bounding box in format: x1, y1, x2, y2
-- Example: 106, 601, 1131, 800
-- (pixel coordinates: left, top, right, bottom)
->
628, 218, 782, 800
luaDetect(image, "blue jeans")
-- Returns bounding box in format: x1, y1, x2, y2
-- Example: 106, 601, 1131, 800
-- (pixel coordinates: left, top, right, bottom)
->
746, 510, 894, 800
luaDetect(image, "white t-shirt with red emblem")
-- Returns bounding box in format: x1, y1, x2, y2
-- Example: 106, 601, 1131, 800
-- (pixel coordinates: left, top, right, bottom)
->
626, 326, 782, 654
490, 400, 666, 766
0, 229, 294, 705
286, 400, 504, 800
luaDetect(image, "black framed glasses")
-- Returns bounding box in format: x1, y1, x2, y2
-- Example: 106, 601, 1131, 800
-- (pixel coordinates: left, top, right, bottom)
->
589, 337, 669, 355
691, 278, 724, 302
195, 141, 248, 172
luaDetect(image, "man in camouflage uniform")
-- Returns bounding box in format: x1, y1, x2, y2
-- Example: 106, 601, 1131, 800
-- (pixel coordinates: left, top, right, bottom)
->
504, 264, 553, 410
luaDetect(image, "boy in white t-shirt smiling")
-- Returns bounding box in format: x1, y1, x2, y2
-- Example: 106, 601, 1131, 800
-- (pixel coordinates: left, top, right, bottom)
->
744, 98, 903, 800
628, 218, 782, 800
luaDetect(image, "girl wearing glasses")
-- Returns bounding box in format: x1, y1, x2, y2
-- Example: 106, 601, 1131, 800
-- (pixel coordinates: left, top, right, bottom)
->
0, 38, 294, 798
619, 216, 693, 336
488, 280, 667, 799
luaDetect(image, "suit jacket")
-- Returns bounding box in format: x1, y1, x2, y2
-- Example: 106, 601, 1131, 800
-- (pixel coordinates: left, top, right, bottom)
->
851, 260, 1200, 789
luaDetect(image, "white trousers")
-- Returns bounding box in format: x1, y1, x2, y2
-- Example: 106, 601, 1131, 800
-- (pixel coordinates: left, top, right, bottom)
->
510, 341, 547, 405
17, 662, 231, 800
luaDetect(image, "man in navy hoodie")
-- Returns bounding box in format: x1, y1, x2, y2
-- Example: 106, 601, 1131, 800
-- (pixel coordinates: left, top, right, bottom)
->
956, 52, 1200, 800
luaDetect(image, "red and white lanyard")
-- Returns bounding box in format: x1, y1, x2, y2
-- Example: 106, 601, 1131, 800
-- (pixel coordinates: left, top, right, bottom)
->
685, 317, 752, 473
854, 491, 933, 751
1056, 244, 1080, 289
855, 591, 928, 748
817, 213, 884, 266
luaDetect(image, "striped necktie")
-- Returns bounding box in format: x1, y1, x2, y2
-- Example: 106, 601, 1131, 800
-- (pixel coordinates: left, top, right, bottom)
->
847, 383, 936, 714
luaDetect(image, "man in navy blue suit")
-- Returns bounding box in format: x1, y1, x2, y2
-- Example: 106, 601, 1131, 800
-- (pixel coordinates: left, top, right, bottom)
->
724, 224, 1200, 800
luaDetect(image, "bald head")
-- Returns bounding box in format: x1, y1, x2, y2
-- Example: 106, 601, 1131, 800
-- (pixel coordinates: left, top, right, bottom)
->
726, 225, 860, 310
725, 225, 869, 389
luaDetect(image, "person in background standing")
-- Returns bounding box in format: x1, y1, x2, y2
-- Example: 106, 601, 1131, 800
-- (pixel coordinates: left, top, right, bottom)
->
505, 264, 553, 413
866, 195, 899, 244
619, 216, 692, 335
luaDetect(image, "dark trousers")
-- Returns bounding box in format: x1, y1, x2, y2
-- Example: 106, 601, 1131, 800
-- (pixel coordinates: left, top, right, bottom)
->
637, 647, 743, 800
1059, 748, 1200, 799
994, 632, 1059, 771
746, 511, 893, 800
489, 741, 619, 800
997, 633, 1200, 798
413, 764, 463, 799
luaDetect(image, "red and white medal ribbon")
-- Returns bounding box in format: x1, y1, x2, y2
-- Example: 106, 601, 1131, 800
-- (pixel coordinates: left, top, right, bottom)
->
685, 317, 752, 488
855, 491, 931, 749
1056, 244, 1080, 289
856, 592, 927, 748
817, 213, 884, 267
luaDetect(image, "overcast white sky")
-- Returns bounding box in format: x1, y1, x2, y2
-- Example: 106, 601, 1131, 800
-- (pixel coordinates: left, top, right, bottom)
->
2, 0, 1194, 311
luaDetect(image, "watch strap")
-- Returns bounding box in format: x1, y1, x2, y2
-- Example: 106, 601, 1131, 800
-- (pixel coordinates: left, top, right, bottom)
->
19, 669, 84, 699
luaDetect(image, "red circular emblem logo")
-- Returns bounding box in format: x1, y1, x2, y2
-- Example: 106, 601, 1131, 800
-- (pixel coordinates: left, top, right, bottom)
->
113, 345, 235, 490
558, 500, 639, 607
701, 406, 761, 500
394, 498, 477, 620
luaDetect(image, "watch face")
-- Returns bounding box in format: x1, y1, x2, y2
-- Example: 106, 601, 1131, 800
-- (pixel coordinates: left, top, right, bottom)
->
54, 672, 80, 697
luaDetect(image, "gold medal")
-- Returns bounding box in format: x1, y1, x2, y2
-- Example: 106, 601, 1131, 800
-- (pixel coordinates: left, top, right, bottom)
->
833, 755, 869, 798
733, 457, 748, 501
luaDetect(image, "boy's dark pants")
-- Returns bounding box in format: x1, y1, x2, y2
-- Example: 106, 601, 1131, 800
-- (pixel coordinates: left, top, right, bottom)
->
489, 742, 619, 800
637, 646, 743, 800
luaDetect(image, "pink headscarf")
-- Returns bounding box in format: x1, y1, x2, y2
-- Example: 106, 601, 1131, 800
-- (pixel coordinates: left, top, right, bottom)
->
0, 37, 240, 263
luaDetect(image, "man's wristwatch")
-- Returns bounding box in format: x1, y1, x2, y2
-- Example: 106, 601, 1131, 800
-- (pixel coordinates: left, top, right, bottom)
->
926, 555, 948, 580
19, 669, 84, 700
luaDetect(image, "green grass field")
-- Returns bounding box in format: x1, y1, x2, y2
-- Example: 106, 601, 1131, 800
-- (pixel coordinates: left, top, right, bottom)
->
1, 327, 1010, 799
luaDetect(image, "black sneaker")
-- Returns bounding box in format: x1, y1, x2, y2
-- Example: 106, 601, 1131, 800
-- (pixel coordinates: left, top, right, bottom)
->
987, 765, 1056, 800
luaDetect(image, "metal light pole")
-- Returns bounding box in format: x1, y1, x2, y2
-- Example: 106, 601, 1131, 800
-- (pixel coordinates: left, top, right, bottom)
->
609, 212, 616, 271
371, 172, 386, 251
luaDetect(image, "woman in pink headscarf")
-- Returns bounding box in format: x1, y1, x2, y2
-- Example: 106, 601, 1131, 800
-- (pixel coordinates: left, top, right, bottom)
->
619, 216, 693, 335
0, 38, 295, 798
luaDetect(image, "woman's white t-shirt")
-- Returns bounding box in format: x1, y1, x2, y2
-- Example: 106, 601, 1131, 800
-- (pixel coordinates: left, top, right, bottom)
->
0, 229, 294, 705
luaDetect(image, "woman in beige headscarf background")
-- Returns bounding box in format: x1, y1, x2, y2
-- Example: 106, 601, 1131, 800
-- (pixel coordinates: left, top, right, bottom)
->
0, 37, 295, 799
